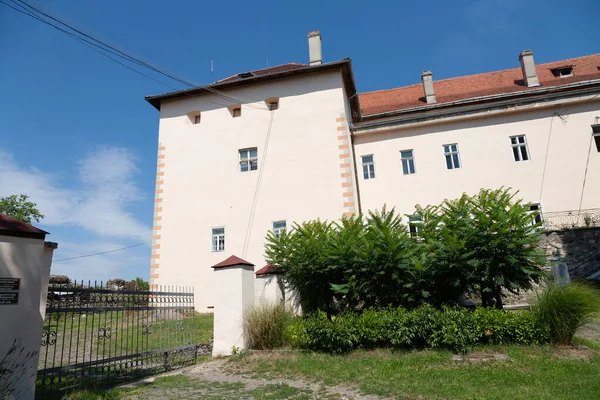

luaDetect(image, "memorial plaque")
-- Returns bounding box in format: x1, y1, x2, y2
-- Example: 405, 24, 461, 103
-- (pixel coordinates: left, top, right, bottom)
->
0, 292, 19, 305
0, 277, 20, 291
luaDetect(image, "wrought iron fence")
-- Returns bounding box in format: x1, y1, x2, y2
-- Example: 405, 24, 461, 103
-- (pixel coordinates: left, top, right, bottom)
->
36, 282, 204, 398
542, 208, 600, 230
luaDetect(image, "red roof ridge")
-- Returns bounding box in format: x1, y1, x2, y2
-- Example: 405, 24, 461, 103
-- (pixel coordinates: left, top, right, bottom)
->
211, 255, 254, 269
360, 83, 422, 96
0, 213, 48, 237
358, 53, 600, 116
360, 53, 600, 97
217, 62, 308, 83
255, 264, 282, 276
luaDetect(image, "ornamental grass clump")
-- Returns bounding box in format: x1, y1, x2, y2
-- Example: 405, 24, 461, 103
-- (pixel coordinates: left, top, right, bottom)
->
532, 282, 600, 344
243, 302, 293, 350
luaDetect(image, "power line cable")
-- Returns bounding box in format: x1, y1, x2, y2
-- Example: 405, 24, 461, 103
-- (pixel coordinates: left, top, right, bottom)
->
2, 0, 177, 89
10, 0, 269, 110
53, 241, 151, 262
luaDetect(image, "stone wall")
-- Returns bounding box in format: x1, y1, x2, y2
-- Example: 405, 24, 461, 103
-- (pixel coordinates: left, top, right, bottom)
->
539, 227, 600, 279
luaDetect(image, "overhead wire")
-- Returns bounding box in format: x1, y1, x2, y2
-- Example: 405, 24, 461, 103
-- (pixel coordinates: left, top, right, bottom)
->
2, 0, 178, 90
4, 0, 269, 110
15, 0, 269, 109
53, 241, 152, 263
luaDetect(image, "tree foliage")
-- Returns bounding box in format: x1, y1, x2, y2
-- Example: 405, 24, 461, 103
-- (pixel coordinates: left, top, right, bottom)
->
265, 188, 547, 314
0, 194, 44, 224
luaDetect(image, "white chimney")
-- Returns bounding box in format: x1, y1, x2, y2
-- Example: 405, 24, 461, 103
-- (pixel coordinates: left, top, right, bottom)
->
308, 31, 322, 65
519, 50, 540, 87
421, 70, 436, 104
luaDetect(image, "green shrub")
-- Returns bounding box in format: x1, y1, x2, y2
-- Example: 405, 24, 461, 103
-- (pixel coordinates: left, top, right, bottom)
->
243, 302, 293, 350
532, 282, 600, 344
473, 308, 549, 345
283, 317, 309, 348
295, 306, 549, 354
302, 312, 358, 354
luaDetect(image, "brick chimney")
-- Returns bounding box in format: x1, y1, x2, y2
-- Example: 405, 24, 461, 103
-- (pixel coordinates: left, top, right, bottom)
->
308, 31, 322, 65
519, 50, 540, 87
421, 70, 436, 103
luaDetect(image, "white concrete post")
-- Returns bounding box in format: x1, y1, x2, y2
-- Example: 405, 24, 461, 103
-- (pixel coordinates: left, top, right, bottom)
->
211, 255, 255, 357
0, 214, 57, 400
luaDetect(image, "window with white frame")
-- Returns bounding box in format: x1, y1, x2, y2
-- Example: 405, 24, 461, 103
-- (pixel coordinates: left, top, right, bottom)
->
361, 155, 375, 179
528, 204, 543, 226
239, 148, 258, 172
400, 150, 415, 175
408, 214, 423, 237
272, 220, 286, 238
511, 135, 530, 161
211, 227, 225, 252
443, 144, 461, 170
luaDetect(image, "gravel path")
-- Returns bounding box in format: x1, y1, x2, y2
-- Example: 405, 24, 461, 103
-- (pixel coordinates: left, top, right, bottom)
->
119, 359, 386, 399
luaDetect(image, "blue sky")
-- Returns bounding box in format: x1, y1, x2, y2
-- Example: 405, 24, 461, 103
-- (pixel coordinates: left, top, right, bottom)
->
0, 0, 598, 282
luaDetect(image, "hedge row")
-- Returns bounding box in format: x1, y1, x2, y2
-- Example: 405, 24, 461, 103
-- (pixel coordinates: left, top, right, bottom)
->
286, 306, 549, 354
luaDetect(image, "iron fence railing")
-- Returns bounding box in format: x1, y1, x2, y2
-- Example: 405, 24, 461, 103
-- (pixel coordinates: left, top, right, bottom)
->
36, 282, 203, 398
542, 208, 600, 230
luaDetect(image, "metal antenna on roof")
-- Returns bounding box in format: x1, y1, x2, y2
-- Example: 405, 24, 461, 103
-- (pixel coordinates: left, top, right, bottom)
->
266, 58, 269, 68
211, 60, 214, 83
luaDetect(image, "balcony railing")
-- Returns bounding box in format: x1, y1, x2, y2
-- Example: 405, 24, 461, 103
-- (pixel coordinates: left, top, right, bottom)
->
542, 208, 600, 230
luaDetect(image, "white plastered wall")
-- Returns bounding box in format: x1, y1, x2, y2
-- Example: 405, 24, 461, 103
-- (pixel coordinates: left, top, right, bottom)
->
354, 100, 600, 217
153, 70, 353, 311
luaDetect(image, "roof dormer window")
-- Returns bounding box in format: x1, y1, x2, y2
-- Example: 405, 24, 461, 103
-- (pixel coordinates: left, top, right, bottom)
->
550, 65, 574, 78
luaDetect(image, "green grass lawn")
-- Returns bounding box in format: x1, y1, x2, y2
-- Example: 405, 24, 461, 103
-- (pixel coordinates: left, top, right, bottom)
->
63, 344, 600, 400
226, 345, 600, 400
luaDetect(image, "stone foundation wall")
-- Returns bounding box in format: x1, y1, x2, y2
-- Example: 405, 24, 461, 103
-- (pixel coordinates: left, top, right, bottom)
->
504, 227, 600, 306
539, 227, 600, 278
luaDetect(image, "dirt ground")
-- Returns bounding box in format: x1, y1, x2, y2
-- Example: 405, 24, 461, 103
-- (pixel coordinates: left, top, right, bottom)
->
118, 358, 385, 400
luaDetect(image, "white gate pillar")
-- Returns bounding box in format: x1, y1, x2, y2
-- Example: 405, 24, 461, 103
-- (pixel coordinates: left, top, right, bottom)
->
211, 255, 255, 357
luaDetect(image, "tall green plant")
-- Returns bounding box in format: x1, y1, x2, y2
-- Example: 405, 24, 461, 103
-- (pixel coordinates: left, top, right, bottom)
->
469, 188, 546, 308
415, 198, 479, 306
353, 207, 418, 308
414, 188, 547, 308
265, 220, 338, 315
532, 282, 600, 344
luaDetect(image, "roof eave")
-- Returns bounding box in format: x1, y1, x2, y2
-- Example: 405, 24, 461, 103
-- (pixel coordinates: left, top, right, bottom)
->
145, 59, 357, 111
356, 79, 600, 128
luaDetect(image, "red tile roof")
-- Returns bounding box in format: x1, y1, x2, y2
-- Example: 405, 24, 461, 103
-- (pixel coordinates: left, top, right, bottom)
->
0, 213, 48, 238
255, 264, 282, 276
217, 63, 309, 84
211, 255, 254, 269
359, 54, 600, 117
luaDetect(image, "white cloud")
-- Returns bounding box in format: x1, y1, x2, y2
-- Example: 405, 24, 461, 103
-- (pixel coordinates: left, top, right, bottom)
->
0, 146, 151, 241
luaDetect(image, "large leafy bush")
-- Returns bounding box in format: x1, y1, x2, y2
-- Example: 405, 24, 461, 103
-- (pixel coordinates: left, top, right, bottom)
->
265, 188, 547, 313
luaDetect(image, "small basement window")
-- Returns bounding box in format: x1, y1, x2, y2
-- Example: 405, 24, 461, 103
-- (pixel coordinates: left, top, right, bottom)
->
528, 204, 543, 226
408, 214, 423, 238
550, 65, 574, 78
592, 124, 600, 152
